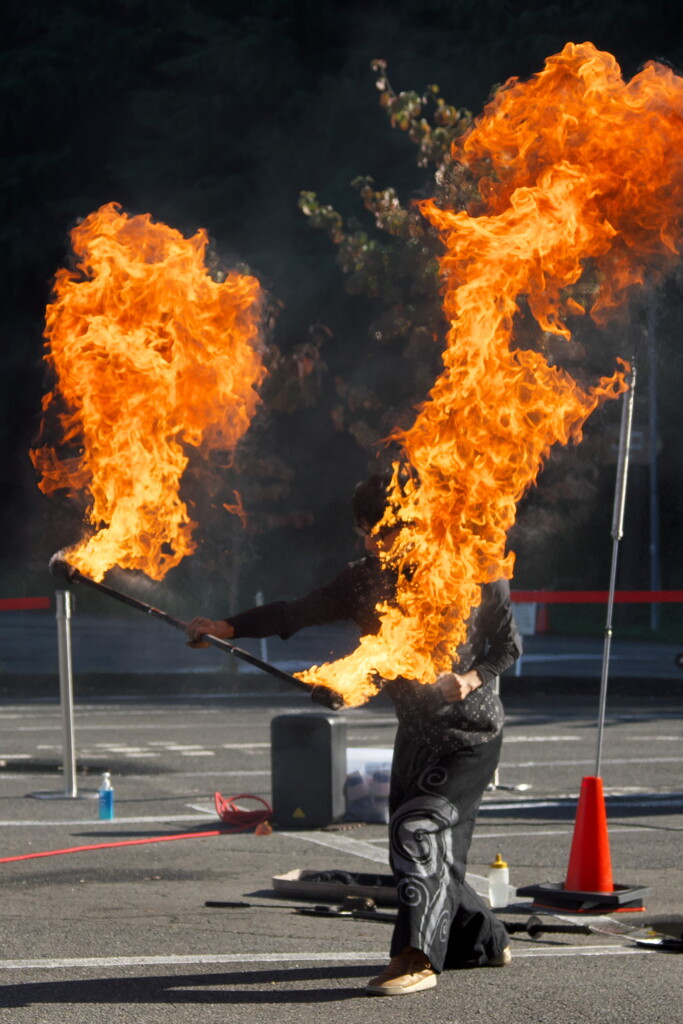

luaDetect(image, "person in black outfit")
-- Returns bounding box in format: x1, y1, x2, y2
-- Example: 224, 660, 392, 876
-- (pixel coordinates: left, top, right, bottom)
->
186, 474, 522, 996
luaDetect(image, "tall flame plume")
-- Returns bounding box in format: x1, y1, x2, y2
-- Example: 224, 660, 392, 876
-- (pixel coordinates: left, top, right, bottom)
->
31, 203, 265, 582
300, 42, 683, 706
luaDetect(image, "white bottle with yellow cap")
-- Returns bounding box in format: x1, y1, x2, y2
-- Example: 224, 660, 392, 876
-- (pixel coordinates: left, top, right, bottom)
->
488, 852, 510, 908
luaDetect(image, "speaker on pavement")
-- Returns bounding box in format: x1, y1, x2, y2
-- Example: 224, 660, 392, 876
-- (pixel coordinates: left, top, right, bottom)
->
270, 712, 347, 828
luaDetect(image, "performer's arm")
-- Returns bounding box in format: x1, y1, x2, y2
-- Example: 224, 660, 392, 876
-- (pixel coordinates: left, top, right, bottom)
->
436, 579, 522, 702
186, 562, 365, 644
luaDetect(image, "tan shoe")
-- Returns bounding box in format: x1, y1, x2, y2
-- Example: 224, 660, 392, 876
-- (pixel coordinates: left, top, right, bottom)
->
486, 946, 512, 967
366, 946, 437, 996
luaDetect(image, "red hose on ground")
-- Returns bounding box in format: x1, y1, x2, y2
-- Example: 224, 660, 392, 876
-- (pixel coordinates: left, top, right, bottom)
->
0, 793, 272, 865
213, 792, 272, 830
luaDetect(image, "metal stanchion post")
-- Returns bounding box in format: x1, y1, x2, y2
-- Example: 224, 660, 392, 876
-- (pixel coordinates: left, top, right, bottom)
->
29, 589, 86, 800
595, 364, 636, 778
57, 590, 77, 797
255, 591, 269, 665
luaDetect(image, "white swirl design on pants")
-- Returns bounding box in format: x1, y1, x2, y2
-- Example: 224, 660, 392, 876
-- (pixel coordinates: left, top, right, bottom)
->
397, 876, 430, 909
390, 793, 460, 957
390, 794, 457, 877
435, 907, 452, 944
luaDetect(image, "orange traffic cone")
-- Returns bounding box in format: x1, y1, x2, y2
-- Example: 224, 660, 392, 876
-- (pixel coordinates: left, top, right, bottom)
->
516, 775, 649, 913
564, 776, 613, 893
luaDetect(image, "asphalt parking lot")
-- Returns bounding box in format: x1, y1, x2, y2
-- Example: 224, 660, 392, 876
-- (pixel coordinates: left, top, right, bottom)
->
0, 667, 681, 1024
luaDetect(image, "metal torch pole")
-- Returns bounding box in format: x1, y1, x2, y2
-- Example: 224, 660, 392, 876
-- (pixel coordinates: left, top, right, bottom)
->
56, 590, 78, 797
595, 365, 636, 778
48, 556, 345, 710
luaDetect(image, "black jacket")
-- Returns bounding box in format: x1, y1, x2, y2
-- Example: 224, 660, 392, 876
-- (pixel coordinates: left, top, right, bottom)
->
226, 556, 522, 749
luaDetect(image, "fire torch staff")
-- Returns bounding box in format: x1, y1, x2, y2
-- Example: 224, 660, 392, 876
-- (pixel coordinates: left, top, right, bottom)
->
186, 474, 522, 997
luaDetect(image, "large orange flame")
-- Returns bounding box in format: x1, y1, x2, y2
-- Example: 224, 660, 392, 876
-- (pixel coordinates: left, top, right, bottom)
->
299, 42, 683, 706
31, 203, 265, 581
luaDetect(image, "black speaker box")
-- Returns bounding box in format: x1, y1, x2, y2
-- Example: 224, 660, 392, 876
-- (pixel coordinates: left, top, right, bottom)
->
270, 712, 347, 828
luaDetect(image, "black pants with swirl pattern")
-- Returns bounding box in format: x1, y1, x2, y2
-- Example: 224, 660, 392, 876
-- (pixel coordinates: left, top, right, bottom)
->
388, 727, 509, 971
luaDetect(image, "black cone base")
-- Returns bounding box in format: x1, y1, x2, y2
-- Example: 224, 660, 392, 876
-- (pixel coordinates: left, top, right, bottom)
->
516, 881, 650, 913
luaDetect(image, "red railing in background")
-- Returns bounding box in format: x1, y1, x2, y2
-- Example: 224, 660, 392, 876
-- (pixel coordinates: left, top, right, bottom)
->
512, 590, 683, 604
511, 590, 683, 634
0, 597, 51, 611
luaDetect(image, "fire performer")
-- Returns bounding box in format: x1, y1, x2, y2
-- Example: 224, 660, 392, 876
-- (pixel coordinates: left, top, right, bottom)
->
186, 474, 521, 995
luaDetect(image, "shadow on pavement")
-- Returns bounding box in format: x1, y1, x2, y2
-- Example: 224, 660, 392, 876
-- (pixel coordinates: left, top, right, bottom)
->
0, 965, 380, 1007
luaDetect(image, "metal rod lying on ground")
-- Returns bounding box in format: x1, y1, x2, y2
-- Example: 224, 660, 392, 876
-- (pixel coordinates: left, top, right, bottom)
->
48, 554, 344, 710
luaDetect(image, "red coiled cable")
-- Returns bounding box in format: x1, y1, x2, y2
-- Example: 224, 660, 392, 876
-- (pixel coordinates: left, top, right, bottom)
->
214, 792, 272, 832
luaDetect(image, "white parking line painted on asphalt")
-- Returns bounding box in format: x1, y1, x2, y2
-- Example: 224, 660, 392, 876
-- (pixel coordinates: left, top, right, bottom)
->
482, 794, 683, 810
351, 825, 671, 844
167, 770, 270, 777
501, 756, 683, 768
640, 736, 683, 741
0, 706, 228, 715
0, 721, 271, 733
0, 945, 643, 971
0, 813, 218, 827
503, 736, 581, 743
222, 742, 271, 749
0, 952, 384, 970
506, 712, 683, 722
93, 749, 148, 757
472, 825, 666, 838
0, 692, 297, 708
511, 946, 640, 957
0, 769, 271, 780
473, 827, 571, 839
281, 830, 390, 865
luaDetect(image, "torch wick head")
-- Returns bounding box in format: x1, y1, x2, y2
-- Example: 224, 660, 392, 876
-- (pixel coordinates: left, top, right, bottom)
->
48, 551, 77, 583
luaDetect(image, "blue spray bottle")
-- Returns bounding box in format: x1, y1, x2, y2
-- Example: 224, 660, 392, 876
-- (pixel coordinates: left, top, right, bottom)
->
98, 771, 115, 820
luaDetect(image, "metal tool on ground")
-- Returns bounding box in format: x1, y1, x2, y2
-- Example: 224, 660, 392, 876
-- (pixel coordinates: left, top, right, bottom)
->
204, 895, 398, 923
48, 553, 344, 710
502, 917, 593, 937
205, 900, 282, 909
523, 912, 683, 942
272, 868, 398, 904
524, 913, 683, 952
295, 896, 398, 923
